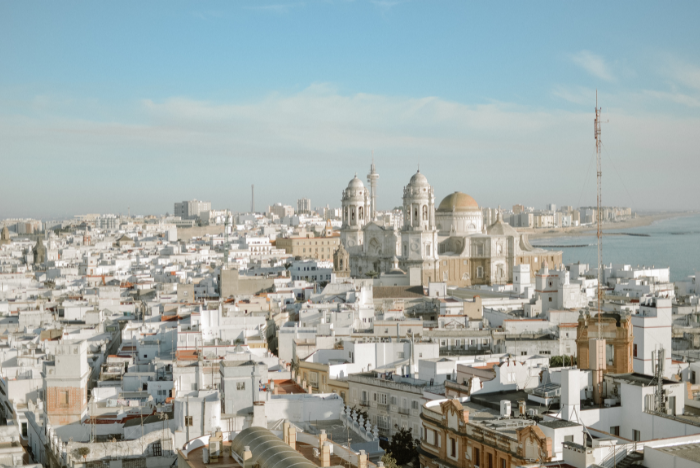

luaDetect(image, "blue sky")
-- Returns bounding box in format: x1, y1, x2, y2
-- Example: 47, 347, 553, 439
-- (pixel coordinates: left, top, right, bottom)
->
1, 1, 699, 218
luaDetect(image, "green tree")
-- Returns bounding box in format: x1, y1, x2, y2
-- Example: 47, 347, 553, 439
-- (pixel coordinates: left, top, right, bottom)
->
365, 270, 379, 279
388, 428, 418, 465
381, 452, 399, 468
549, 355, 577, 368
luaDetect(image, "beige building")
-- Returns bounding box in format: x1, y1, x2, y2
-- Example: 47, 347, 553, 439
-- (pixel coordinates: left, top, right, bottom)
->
276, 232, 341, 261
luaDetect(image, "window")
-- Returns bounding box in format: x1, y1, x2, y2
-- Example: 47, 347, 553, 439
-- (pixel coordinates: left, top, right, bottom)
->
450, 438, 456, 457
237, 382, 245, 391
633, 429, 641, 441
391, 396, 397, 405
59, 391, 69, 407
521, 351, 527, 356
185, 416, 193, 426
633, 344, 637, 358
379, 393, 388, 405
473, 447, 480, 467
412, 400, 419, 410
21, 422, 27, 438
152, 441, 162, 457
477, 266, 484, 278
610, 426, 620, 436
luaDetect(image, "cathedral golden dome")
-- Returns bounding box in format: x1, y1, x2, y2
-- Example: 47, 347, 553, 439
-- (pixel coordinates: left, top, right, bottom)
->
437, 192, 479, 212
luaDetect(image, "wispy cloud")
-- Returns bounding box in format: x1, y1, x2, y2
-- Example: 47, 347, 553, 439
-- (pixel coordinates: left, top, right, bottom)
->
666, 58, 700, 92
2, 85, 700, 216
551, 85, 596, 106
247, 2, 305, 14
371, 0, 402, 10
570, 50, 615, 81
642, 89, 700, 108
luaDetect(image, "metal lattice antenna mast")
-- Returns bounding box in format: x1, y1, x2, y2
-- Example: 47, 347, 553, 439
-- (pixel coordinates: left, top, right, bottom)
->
595, 91, 603, 335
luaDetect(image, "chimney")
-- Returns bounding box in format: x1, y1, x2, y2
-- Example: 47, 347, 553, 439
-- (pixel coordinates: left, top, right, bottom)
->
357, 450, 368, 468
252, 401, 266, 428
283, 421, 290, 445
518, 400, 526, 417
288, 424, 296, 450
243, 446, 252, 468
318, 429, 327, 450
320, 442, 331, 467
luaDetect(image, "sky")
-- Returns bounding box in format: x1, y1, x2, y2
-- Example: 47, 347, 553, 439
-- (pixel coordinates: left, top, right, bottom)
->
1, 1, 699, 219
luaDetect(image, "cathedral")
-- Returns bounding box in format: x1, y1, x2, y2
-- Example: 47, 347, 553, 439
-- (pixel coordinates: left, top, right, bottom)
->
337, 164, 563, 287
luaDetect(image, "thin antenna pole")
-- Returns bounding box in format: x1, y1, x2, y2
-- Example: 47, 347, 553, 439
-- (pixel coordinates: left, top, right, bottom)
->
251, 184, 255, 213
595, 91, 603, 331
594, 91, 605, 407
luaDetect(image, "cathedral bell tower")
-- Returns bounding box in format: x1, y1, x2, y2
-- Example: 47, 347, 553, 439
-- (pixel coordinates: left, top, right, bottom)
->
340, 175, 369, 249
400, 170, 439, 279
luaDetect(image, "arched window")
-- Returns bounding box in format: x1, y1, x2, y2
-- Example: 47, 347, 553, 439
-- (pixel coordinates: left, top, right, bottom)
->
422, 205, 428, 220
351, 208, 356, 221
414, 206, 418, 220
344, 207, 348, 221
358, 206, 363, 220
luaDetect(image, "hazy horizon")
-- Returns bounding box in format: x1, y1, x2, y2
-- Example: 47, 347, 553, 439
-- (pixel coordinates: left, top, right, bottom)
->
2, 1, 699, 219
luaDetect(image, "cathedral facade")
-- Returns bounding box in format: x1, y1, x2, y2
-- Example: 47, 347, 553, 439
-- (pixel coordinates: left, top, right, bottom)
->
339, 165, 563, 287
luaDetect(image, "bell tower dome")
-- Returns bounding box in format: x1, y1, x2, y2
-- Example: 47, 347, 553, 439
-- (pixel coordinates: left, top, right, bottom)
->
340, 174, 369, 249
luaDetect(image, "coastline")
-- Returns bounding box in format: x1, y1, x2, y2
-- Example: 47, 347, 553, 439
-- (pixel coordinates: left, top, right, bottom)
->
526, 211, 698, 240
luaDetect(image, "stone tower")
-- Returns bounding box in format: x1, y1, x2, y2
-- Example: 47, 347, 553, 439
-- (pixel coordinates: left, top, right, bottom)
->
367, 159, 379, 221
0, 225, 10, 245
333, 243, 350, 278
400, 170, 439, 283
340, 175, 369, 249
33, 235, 46, 265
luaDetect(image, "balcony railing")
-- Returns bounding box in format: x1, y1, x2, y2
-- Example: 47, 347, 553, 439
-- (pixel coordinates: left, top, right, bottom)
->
398, 407, 410, 415
377, 403, 390, 411
359, 400, 370, 407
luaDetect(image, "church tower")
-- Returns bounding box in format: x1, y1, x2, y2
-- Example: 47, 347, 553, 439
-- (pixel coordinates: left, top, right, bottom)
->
367, 158, 379, 221
400, 170, 439, 283
340, 175, 369, 249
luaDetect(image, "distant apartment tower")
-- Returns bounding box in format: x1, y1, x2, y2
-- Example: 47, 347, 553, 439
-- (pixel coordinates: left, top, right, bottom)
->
297, 198, 311, 214
512, 204, 525, 215
268, 203, 295, 219
546, 203, 557, 212
174, 199, 211, 220
96, 214, 119, 230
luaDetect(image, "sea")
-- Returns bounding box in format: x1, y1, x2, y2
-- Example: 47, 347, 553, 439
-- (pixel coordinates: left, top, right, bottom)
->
530, 214, 700, 283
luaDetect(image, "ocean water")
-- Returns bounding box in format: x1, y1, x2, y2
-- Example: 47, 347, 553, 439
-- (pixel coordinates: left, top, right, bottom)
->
531, 214, 700, 282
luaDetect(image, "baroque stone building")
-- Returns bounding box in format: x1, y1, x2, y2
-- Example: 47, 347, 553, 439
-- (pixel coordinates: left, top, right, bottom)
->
576, 310, 633, 375
340, 164, 562, 287
420, 397, 553, 468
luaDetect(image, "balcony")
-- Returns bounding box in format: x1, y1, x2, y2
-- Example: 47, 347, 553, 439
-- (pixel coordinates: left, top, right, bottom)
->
398, 407, 410, 415
359, 400, 370, 407
377, 403, 390, 411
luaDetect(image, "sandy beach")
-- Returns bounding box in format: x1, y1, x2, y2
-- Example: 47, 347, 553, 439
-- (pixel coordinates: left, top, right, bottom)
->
526, 211, 698, 239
